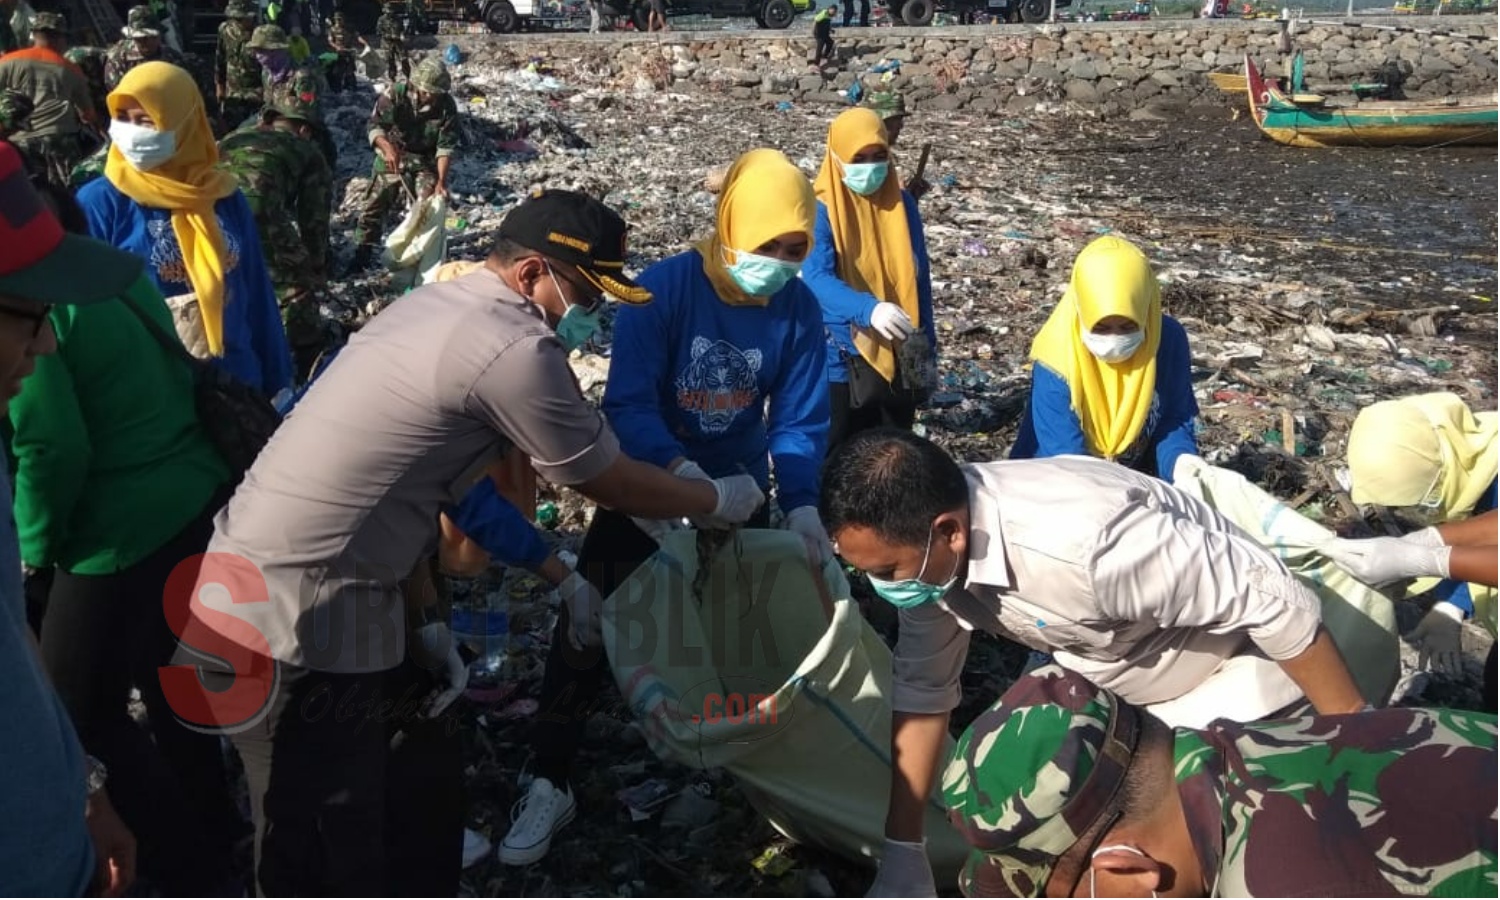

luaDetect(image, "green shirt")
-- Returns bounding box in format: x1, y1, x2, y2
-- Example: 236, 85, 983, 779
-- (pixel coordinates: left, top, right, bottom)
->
9, 275, 230, 574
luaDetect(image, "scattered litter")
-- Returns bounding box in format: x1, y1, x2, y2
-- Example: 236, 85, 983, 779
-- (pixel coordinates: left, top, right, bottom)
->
617, 779, 677, 822
751, 844, 797, 878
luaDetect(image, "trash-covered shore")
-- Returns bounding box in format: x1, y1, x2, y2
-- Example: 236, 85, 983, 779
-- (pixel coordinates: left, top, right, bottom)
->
317, 49, 1497, 897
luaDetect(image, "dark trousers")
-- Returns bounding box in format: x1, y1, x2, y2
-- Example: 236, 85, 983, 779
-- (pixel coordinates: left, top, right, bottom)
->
224, 655, 465, 896
827, 379, 917, 457
812, 23, 835, 63
842, 0, 869, 25
530, 504, 771, 784
40, 493, 242, 896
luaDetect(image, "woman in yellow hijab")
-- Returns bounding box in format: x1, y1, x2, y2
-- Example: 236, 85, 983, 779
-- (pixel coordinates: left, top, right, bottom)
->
75, 60, 293, 397
1321, 392, 1498, 704
498, 149, 834, 865
804, 107, 936, 453
1010, 235, 1200, 481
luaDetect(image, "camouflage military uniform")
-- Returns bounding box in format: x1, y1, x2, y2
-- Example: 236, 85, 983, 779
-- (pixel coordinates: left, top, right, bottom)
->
69, 139, 108, 188
215, 9, 262, 132
943, 664, 1499, 898
247, 24, 335, 168
0, 87, 30, 134
103, 38, 188, 89
351, 73, 457, 257
376, 4, 408, 81
64, 46, 107, 122
219, 121, 332, 370
324, 14, 357, 91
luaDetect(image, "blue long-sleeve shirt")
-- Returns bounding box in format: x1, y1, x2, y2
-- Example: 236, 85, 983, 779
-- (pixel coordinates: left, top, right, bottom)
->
76, 178, 294, 397
1010, 315, 1200, 481
802, 195, 937, 383
604, 249, 830, 513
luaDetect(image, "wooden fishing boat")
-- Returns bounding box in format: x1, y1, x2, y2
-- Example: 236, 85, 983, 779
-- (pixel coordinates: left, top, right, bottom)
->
1243, 53, 1498, 148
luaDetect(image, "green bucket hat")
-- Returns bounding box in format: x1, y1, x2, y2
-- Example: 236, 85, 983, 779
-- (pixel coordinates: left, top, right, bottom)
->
865, 90, 907, 120
410, 57, 451, 94
224, 0, 259, 17
246, 23, 290, 50
121, 5, 160, 38
29, 11, 67, 33
940, 665, 1142, 898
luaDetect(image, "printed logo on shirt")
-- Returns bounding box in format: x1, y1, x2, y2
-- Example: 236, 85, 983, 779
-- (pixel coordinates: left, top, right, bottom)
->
147, 214, 241, 287
675, 336, 763, 435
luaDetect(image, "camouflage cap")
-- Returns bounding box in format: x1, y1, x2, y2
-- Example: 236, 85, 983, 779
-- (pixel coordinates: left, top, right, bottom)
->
271, 95, 317, 124
121, 5, 160, 38
224, 0, 258, 17
247, 23, 290, 50
865, 90, 907, 120
941, 665, 1141, 898
410, 57, 451, 94
29, 11, 67, 32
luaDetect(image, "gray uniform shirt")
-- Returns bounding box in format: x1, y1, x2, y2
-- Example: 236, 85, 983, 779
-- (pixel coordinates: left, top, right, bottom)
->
895, 456, 1323, 728
198, 267, 619, 673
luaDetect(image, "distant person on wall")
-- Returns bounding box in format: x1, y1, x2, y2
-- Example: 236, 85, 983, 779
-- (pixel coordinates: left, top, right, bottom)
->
648, 0, 670, 32
842, 0, 869, 27
810, 4, 835, 67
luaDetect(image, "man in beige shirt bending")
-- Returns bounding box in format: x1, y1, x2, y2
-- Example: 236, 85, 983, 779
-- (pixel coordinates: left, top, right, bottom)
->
818, 428, 1368, 897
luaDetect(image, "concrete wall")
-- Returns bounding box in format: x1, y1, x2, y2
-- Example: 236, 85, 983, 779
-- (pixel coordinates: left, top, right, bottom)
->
451, 16, 1498, 116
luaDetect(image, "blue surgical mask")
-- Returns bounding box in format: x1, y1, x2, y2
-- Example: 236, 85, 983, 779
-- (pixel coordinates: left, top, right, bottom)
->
866, 529, 959, 609
727, 249, 801, 297
548, 264, 601, 351
841, 160, 889, 196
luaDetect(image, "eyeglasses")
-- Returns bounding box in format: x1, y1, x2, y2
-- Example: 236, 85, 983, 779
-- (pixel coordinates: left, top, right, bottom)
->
0, 303, 53, 341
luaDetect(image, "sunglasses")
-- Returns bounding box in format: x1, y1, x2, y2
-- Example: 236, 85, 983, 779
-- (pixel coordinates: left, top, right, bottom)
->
0, 303, 53, 340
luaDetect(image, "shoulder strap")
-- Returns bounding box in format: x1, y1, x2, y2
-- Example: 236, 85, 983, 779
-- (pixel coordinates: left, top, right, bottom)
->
114, 284, 201, 371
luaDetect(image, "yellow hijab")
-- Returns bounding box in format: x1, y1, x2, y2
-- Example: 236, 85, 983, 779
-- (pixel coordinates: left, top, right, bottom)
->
1029, 236, 1163, 460
813, 108, 919, 382
105, 61, 238, 357
1347, 392, 1499, 517
695, 148, 816, 308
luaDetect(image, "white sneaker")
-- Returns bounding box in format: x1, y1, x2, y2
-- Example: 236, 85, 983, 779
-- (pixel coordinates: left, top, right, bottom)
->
498, 777, 576, 866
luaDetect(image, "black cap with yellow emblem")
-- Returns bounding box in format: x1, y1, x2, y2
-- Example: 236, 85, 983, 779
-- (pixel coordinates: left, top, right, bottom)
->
496, 189, 652, 304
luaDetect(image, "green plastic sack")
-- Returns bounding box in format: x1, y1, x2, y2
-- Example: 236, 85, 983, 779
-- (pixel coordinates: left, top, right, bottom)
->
1173, 456, 1400, 705
601, 528, 972, 884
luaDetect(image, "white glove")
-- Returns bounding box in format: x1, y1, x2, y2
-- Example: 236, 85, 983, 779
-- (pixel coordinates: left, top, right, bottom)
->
694, 474, 765, 529
1318, 530, 1453, 586
1411, 600, 1465, 677
784, 506, 834, 566
869, 302, 916, 342
866, 838, 936, 898
414, 622, 468, 718
633, 459, 713, 538
558, 570, 603, 651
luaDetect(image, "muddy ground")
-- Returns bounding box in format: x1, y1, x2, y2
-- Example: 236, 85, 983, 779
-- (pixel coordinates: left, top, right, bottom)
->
311, 56, 1497, 897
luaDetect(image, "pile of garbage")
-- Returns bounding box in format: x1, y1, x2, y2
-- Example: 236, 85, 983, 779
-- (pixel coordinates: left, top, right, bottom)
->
313, 51, 1496, 896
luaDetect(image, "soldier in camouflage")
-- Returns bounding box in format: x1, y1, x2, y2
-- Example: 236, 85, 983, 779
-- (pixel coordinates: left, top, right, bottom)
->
104, 5, 188, 89
939, 664, 1498, 898
324, 11, 357, 91
0, 12, 98, 190
348, 56, 457, 271
64, 45, 107, 122
376, 0, 408, 82
246, 23, 335, 168
215, 0, 262, 134
219, 97, 332, 380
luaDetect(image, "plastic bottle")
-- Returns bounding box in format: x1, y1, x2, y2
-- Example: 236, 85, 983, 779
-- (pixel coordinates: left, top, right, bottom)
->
451, 601, 509, 685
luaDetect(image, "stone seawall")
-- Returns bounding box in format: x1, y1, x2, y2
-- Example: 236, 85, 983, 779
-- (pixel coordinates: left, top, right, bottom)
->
448, 16, 1497, 116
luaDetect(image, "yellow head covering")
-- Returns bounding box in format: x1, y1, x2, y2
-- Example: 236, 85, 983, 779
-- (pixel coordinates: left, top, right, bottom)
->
1029, 236, 1163, 460
105, 62, 238, 357
813, 108, 919, 382
694, 148, 816, 308
1347, 392, 1499, 518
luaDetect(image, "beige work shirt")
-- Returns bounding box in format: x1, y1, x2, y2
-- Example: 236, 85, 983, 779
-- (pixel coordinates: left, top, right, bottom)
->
197, 268, 619, 673
894, 456, 1322, 728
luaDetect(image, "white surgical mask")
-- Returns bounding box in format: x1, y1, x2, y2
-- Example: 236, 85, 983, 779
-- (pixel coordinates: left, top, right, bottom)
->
1089, 844, 1158, 898
1082, 330, 1145, 363
109, 119, 177, 171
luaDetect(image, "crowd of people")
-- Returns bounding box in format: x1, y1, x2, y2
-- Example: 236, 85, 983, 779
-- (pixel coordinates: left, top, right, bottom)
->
0, 2, 1493, 897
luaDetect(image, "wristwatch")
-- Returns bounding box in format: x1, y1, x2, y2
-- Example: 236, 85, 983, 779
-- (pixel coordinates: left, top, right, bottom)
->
84, 755, 108, 796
